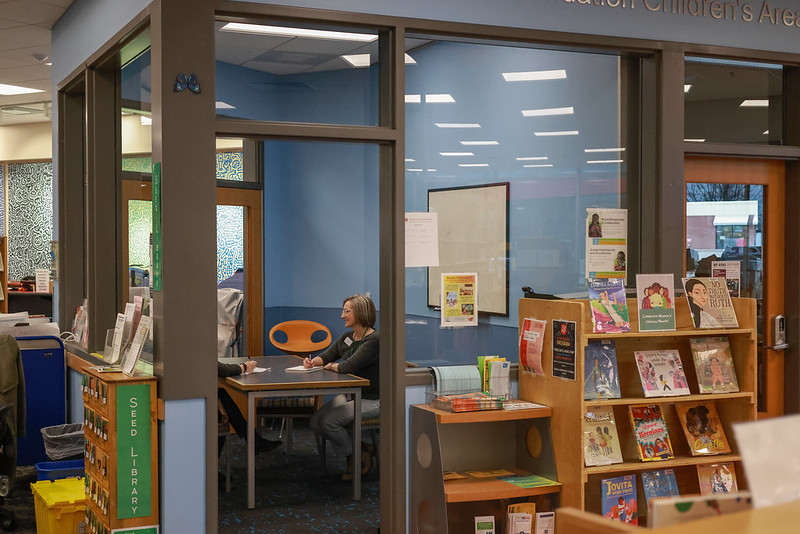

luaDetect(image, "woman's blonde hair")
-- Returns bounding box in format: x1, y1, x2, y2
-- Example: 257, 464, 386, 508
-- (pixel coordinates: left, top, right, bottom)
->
344, 294, 376, 328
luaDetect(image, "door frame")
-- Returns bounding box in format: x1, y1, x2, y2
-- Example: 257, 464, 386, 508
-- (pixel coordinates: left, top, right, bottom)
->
684, 156, 785, 418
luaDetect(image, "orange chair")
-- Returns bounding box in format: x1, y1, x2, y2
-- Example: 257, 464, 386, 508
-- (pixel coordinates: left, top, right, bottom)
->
260, 320, 332, 450
268, 320, 331, 356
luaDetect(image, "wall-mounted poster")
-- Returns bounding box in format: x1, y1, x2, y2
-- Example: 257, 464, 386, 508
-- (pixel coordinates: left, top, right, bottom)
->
440, 273, 478, 327
428, 183, 509, 316
586, 208, 628, 282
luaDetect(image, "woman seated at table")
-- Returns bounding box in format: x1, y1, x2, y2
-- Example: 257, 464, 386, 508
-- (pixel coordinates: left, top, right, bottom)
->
304, 294, 380, 480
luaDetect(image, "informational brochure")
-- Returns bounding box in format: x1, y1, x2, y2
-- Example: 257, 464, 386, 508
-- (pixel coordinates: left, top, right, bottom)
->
519, 318, 546, 376
121, 315, 152, 376
107, 313, 127, 365
585, 208, 628, 281
552, 319, 576, 381
440, 273, 478, 327
711, 260, 741, 297
405, 212, 439, 268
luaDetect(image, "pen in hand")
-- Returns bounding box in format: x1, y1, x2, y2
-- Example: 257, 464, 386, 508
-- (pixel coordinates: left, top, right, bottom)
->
303, 356, 314, 369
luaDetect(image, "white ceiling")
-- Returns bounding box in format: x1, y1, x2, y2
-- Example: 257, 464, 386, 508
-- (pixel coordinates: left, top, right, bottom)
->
0, 0, 74, 125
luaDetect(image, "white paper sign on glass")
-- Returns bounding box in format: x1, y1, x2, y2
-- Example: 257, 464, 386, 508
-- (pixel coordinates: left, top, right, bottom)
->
404, 212, 439, 268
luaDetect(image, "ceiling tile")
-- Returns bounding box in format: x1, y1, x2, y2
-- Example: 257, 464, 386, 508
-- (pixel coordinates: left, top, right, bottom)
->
0, 25, 50, 47
1, 1, 64, 26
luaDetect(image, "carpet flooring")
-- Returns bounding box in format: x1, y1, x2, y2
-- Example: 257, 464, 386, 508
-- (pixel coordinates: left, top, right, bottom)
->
2, 422, 380, 533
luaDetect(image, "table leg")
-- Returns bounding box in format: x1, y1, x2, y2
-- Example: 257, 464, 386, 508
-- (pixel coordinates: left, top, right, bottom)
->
247, 393, 255, 509
353, 389, 362, 500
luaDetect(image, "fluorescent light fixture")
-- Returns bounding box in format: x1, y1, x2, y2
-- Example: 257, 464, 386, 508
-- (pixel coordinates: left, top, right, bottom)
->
341, 53, 371, 67
459, 163, 489, 167
406, 168, 423, 172
405, 94, 421, 103
585, 147, 625, 153
220, 22, 377, 42
587, 159, 623, 164
684, 138, 706, 142
0, 83, 44, 96
435, 123, 481, 128
140, 116, 152, 126
523, 164, 553, 168
522, 106, 574, 117
516, 156, 548, 161
684, 84, 692, 93
405, 158, 415, 162
405, 54, 417, 64
460, 141, 498, 146
216, 101, 235, 109
740, 99, 768, 107
440, 152, 474, 156
45, 62, 52, 66
534, 130, 579, 136
502, 69, 566, 82
425, 94, 455, 103
427, 169, 437, 172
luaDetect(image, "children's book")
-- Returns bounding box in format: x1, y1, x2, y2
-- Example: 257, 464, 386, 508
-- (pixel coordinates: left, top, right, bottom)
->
641, 469, 680, 506
635, 273, 676, 331
674, 400, 731, 455
601, 474, 638, 525
628, 404, 674, 461
583, 406, 623, 466
681, 277, 739, 328
648, 491, 751, 527
711, 260, 741, 298
689, 336, 740, 393
587, 277, 631, 333
583, 339, 621, 399
633, 350, 691, 397
697, 462, 739, 494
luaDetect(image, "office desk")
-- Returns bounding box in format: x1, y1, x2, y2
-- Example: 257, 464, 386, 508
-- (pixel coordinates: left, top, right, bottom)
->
222, 354, 370, 509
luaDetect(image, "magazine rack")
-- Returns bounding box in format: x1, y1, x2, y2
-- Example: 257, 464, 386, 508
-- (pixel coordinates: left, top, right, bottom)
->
517, 297, 756, 521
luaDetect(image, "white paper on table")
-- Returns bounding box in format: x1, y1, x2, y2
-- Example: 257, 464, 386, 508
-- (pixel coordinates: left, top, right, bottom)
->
405, 212, 439, 267
246, 367, 269, 373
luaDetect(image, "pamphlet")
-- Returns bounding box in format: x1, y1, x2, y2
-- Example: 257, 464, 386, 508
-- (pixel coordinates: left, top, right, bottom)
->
121, 315, 152, 376
285, 365, 323, 373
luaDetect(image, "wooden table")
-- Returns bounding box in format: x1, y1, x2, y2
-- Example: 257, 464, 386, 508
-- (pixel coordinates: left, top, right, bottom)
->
221, 354, 370, 509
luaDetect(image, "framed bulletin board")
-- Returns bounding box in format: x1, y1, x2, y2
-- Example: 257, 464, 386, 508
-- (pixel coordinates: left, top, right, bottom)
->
427, 182, 509, 316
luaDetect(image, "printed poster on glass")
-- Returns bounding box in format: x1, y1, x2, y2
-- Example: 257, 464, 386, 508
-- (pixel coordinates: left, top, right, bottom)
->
440, 273, 478, 327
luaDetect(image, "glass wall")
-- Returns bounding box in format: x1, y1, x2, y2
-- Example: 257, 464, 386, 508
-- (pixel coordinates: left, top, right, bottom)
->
404, 38, 637, 366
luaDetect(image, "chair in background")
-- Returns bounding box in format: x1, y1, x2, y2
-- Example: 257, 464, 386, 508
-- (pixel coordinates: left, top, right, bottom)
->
258, 320, 332, 450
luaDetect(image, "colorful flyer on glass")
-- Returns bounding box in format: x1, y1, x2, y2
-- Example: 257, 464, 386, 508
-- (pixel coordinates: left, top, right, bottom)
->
440, 273, 478, 327
635, 274, 676, 331
519, 318, 546, 376
586, 208, 628, 281
682, 277, 739, 329
711, 260, 741, 298
552, 319, 576, 381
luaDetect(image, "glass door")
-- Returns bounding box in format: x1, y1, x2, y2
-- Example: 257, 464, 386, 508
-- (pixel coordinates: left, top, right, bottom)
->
685, 156, 785, 417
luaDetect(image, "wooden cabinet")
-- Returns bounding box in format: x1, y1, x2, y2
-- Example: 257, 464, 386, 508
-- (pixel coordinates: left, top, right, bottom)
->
518, 297, 756, 517
410, 404, 560, 533
82, 368, 159, 534
0, 236, 7, 313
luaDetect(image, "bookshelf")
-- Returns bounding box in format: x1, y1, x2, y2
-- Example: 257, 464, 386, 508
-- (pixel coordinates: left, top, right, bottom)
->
410, 404, 560, 533
517, 297, 757, 519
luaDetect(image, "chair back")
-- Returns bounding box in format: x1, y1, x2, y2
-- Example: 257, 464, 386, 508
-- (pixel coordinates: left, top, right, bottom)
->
269, 320, 332, 356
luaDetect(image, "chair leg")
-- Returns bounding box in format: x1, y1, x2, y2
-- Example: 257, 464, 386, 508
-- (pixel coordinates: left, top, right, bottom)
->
286, 417, 294, 453
315, 433, 327, 471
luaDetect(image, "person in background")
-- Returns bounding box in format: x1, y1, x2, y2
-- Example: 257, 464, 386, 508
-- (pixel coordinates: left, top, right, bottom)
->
304, 294, 380, 480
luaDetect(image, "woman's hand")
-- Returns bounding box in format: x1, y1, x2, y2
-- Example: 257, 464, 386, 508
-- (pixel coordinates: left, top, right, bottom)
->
303, 356, 319, 369
323, 362, 339, 372
243, 360, 257, 373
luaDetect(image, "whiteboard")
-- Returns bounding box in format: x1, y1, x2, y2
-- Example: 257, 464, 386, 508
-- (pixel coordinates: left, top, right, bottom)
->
427, 182, 509, 316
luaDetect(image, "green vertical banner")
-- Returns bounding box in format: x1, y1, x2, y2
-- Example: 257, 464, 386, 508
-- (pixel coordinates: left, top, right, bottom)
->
116, 384, 152, 519
152, 162, 162, 291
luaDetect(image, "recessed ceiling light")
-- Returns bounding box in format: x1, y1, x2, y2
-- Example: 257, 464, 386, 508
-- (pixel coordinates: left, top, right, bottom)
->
440, 152, 474, 156
684, 138, 706, 142
460, 141, 498, 146
587, 159, 623, 164
516, 156, 548, 161
435, 123, 481, 128
220, 22, 377, 42
0, 83, 44, 96
763, 130, 769, 135
534, 130, 579, 136
585, 147, 625, 153
405, 94, 421, 103
522, 106, 574, 117
459, 163, 489, 167
523, 164, 553, 168
341, 53, 371, 67
684, 84, 692, 93
502, 69, 567, 82
740, 99, 769, 107
405, 54, 417, 64
216, 101, 235, 109
425, 94, 455, 103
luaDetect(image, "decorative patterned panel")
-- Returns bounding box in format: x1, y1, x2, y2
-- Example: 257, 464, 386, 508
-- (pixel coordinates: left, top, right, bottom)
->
122, 156, 153, 173
8, 162, 53, 281
128, 200, 152, 268
217, 205, 243, 283
216, 151, 243, 181
0, 164, 5, 236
